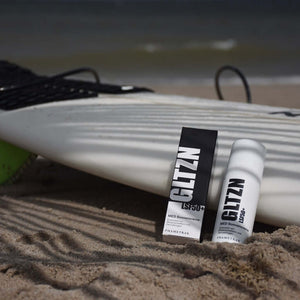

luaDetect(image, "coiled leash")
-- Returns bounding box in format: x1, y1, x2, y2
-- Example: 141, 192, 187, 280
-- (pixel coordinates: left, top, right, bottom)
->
215, 65, 252, 104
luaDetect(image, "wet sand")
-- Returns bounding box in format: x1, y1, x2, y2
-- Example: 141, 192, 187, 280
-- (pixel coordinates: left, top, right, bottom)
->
154, 84, 300, 109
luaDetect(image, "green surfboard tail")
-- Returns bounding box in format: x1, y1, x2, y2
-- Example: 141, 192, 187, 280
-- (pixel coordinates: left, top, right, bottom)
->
0, 140, 36, 185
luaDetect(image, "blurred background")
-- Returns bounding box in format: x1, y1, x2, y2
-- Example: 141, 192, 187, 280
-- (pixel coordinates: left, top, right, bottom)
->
0, 0, 300, 105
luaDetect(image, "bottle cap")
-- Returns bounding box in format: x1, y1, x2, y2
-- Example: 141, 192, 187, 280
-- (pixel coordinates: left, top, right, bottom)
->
227, 139, 266, 182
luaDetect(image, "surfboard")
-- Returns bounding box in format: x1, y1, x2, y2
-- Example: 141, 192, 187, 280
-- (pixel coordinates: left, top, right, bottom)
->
0, 62, 300, 227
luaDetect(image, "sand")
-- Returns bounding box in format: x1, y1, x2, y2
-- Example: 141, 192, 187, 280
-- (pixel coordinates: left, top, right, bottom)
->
154, 84, 300, 109
0, 84, 299, 299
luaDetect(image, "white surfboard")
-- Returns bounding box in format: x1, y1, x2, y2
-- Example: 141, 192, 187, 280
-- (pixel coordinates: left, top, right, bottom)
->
0, 91, 300, 227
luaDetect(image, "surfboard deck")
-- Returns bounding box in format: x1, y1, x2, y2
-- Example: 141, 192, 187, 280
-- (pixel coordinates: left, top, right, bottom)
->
0, 92, 299, 227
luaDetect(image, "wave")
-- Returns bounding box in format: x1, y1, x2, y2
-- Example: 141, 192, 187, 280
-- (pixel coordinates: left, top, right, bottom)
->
139, 39, 238, 53
185, 39, 237, 51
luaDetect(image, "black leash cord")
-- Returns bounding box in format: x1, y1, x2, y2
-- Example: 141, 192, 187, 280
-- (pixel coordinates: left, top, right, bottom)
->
0, 67, 100, 92
215, 65, 252, 104
51, 67, 100, 84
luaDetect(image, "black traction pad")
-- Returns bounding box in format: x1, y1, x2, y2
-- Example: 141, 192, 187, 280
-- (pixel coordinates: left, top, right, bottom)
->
0, 61, 152, 111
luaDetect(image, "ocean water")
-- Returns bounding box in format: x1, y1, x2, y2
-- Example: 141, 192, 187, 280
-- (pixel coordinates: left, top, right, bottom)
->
0, 0, 300, 85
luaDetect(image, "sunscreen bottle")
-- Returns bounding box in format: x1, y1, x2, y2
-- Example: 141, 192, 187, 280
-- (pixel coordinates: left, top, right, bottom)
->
212, 139, 266, 243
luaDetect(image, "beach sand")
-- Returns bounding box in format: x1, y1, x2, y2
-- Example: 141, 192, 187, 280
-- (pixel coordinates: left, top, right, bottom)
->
154, 84, 300, 109
0, 84, 299, 299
